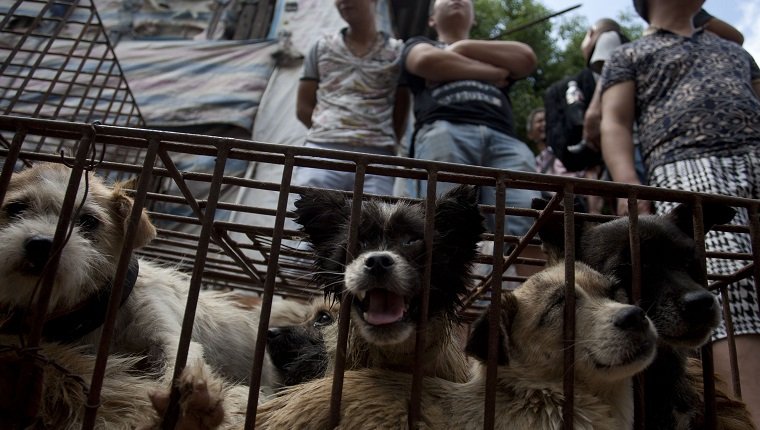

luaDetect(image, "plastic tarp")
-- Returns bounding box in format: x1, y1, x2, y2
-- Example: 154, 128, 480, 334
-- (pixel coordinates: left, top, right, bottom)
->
115, 39, 276, 131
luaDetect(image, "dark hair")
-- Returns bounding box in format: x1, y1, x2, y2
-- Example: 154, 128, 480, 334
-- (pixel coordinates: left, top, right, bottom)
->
633, 0, 649, 22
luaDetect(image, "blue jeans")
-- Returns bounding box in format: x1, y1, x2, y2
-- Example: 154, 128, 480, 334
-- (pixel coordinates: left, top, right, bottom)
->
293, 141, 395, 196
413, 120, 539, 238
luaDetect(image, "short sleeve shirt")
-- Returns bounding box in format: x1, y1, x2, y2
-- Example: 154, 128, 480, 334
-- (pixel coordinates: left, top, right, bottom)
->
400, 36, 515, 137
301, 29, 404, 149
601, 29, 760, 170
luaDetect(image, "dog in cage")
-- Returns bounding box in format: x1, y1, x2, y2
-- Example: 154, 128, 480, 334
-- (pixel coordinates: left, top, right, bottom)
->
291, 184, 485, 383
266, 297, 339, 388
0, 163, 286, 426
254, 262, 656, 429
534, 198, 755, 429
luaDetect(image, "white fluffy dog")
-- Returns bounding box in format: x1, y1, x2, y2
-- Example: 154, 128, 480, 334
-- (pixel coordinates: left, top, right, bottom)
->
0, 163, 275, 425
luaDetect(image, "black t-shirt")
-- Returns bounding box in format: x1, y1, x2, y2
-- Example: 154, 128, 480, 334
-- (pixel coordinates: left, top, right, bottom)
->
401, 36, 516, 137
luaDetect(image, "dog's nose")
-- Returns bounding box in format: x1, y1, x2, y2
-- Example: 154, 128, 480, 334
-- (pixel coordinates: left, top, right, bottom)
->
364, 252, 394, 275
682, 291, 717, 321
24, 235, 54, 273
614, 306, 649, 332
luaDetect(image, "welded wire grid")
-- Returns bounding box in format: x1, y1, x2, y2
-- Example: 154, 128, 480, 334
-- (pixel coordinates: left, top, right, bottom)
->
0, 115, 758, 429
0, 0, 145, 174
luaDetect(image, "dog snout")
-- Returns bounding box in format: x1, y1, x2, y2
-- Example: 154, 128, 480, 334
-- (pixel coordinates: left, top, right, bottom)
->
364, 252, 394, 276
614, 306, 649, 332
682, 290, 718, 321
24, 235, 54, 273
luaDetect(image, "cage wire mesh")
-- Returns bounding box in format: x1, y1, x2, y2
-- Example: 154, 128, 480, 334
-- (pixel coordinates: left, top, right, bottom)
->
0, 1, 758, 429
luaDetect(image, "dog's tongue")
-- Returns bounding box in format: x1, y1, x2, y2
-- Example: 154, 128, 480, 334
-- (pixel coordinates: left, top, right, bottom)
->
364, 289, 405, 326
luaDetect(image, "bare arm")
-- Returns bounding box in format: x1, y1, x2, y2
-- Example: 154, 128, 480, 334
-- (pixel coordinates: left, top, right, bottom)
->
392, 86, 410, 144
583, 79, 604, 150
601, 80, 650, 215
446, 40, 537, 80
704, 17, 744, 45
404, 43, 509, 86
296, 79, 318, 129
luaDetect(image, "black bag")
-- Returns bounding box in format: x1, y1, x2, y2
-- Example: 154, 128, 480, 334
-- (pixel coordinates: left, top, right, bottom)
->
543, 68, 601, 172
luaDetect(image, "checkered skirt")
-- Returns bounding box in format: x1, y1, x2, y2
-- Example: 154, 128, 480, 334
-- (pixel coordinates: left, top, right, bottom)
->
649, 151, 760, 340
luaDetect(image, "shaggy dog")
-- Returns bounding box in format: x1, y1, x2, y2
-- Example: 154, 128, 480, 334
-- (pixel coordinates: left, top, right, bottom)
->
292, 185, 484, 382
533, 198, 753, 429
0, 164, 277, 425
255, 263, 657, 429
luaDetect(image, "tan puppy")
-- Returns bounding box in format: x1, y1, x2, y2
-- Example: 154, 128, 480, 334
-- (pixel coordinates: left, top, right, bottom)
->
0, 164, 277, 417
256, 263, 658, 429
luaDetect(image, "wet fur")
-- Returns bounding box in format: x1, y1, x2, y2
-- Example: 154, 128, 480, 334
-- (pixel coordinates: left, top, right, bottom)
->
256, 263, 657, 429
292, 185, 484, 382
533, 198, 750, 429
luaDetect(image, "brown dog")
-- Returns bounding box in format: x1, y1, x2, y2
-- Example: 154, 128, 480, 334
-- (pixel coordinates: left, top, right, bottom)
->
533, 198, 752, 429
256, 263, 657, 429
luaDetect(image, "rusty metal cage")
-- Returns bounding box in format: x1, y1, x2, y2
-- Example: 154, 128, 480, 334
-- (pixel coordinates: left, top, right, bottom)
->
1, 0, 146, 180
1, 1, 759, 429
0, 115, 758, 429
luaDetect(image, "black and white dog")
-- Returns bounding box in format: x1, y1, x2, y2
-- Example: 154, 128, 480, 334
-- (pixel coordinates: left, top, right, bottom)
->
292, 185, 485, 382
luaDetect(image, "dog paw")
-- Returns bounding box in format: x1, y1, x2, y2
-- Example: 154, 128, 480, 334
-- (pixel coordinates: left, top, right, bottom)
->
146, 362, 225, 430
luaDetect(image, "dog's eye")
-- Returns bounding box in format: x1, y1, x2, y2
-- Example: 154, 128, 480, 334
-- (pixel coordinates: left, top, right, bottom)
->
313, 311, 334, 327
404, 237, 423, 246
77, 213, 100, 231
5, 201, 28, 219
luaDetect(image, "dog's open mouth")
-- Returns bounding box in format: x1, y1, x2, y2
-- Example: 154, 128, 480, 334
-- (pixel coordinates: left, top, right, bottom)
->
355, 289, 409, 326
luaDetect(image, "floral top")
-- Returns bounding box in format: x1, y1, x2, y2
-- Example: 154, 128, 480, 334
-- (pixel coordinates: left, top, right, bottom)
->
301, 29, 404, 149
601, 28, 760, 171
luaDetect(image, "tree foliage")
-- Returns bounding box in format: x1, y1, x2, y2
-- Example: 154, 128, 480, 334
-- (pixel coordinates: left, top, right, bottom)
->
470, 0, 643, 145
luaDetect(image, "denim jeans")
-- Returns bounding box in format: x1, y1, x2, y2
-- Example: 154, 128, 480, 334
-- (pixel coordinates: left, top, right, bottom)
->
292, 141, 395, 196
413, 120, 539, 237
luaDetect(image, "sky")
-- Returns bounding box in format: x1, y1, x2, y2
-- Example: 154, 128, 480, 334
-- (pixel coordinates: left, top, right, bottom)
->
539, 0, 760, 63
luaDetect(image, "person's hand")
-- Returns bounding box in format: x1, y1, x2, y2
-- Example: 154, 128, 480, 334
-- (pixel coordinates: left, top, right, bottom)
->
616, 197, 652, 217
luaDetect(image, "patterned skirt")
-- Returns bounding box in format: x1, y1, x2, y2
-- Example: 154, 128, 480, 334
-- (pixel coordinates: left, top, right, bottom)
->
648, 152, 760, 340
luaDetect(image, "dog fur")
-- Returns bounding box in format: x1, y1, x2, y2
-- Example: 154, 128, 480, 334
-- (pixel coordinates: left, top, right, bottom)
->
0, 342, 159, 429
0, 164, 278, 425
292, 185, 485, 382
533, 198, 749, 429
266, 297, 338, 387
255, 262, 657, 429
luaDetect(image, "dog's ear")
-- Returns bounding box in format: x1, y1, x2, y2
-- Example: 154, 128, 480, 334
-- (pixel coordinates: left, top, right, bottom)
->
531, 197, 586, 265
111, 179, 157, 249
293, 189, 350, 248
666, 203, 737, 238
465, 291, 518, 366
434, 185, 485, 251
